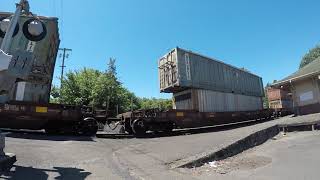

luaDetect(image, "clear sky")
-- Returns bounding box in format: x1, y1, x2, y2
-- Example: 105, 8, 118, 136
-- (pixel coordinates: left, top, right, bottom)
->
2, 0, 320, 98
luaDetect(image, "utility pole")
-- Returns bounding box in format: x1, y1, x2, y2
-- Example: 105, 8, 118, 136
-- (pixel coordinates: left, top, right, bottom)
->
58, 48, 72, 88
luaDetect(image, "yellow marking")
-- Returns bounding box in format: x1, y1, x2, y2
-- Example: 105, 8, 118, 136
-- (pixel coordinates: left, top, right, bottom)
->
36, 106, 48, 113
176, 112, 184, 117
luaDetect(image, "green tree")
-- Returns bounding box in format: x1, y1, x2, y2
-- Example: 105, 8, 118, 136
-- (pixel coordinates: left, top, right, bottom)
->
262, 83, 271, 109
117, 86, 141, 112
91, 58, 136, 115
50, 85, 60, 103
51, 58, 141, 116
50, 58, 173, 115
139, 98, 172, 110
60, 68, 101, 105
107, 58, 117, 77
300, 45, 320, 69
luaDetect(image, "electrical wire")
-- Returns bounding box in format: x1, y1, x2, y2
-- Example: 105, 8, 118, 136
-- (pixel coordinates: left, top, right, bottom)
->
59, 0, 64, 41
52, 0, 56, 17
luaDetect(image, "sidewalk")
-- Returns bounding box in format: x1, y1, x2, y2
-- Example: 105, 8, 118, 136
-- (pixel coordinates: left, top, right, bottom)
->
171, 113, 320, 168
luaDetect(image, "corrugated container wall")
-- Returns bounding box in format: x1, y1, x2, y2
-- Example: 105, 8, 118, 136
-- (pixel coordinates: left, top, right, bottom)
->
269, 100, 292, 109
267, 88, 291, 101
173, 89, 263, 112
159, 48, 264, 97
0, 13, 60, 103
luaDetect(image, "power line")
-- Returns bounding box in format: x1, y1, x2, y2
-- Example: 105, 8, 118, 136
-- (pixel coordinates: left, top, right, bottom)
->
60, 0, 64, 41
52, 0, 56, 17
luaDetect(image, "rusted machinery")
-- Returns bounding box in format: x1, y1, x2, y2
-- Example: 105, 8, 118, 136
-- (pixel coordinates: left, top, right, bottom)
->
0, 0, 99, 136
0, 101, 99, 135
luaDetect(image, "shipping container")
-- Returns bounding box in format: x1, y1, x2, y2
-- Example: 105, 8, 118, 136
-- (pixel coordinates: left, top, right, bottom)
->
269, 99, 292, 109
173, 89, 263, 112
159, 47, 264, 97
267, 87, 291, 102
0, 12, 60, 103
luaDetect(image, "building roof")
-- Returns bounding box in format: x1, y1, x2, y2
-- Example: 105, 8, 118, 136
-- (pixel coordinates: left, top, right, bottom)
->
272, 57, 320, 86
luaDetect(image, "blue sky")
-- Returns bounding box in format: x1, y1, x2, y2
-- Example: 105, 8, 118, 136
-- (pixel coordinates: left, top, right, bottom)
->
2, 0, 320, 98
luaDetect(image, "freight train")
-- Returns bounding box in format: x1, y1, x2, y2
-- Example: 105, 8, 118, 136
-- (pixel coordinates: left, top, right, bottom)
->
115, 48, 292, 135
0, 1, 291, 137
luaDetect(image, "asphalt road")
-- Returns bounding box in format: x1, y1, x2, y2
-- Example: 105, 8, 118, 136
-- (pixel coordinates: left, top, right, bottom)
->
0, 132, 136, 180
1, 130, 192, 180
0, 117, 319, 180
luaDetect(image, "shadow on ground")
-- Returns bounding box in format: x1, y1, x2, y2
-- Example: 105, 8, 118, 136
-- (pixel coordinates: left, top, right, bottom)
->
0, 165, 91, 180
2, 130, 95, 142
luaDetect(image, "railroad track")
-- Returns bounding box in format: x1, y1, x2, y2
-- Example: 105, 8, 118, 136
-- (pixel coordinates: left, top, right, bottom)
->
0, 116, 279, 139
96, 117, 277, 139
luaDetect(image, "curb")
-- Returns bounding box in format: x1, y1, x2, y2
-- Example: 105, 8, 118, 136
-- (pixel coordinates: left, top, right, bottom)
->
170, 121, 320, 169
279, 120, 320, 132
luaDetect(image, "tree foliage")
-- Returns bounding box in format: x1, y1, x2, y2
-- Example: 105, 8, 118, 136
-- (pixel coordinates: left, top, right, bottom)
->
139, 98, 173, 110
263, 90, 269, 109
50, 58, 172, 115
300, 45, 320, 69
59, 68, 100, 105
262, 83, 271, 109
50, 85, 60, 104
107, 58, 117, 77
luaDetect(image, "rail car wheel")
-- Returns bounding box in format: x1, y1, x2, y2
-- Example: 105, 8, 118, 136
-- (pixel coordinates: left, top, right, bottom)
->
163, 122, 174, 133
132, 119, 147, 136
77, 118, 98, 136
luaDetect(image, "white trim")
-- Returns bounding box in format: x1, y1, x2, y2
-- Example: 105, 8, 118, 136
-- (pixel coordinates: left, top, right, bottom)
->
0, 49, 12, 71
15, 82, 26, 101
